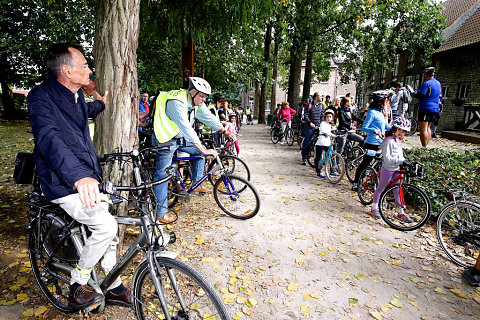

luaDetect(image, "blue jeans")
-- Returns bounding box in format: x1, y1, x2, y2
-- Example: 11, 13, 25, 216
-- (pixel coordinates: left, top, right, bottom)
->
301, 126, 315, 160
152, 133, 206, 216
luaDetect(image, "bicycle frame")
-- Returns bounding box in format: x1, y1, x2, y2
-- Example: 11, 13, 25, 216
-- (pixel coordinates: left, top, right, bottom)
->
362, 169, 407, 206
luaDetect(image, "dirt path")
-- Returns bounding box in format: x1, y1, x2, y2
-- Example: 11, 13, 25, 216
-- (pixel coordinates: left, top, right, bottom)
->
1, 123, 479, 319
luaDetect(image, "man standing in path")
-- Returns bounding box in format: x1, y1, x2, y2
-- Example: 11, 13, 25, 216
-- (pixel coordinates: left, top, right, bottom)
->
301, 92, 325, 165
415, 67, 441, 148
27, 43, 131, 311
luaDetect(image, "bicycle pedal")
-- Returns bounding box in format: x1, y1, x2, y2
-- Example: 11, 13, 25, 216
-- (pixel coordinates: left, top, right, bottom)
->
176, 190, 190, 202
82, 301, 102, 314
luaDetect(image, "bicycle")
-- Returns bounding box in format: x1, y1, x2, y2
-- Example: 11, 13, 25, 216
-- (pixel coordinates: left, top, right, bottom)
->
436, 190, 480, 268
345, 145, 366, 183
167, 153, 260, 220
405, 116, 418, 137
314, 138, 345, 184
358, 162, 431, 231
270, 121, 294, 145
21, 145, 230, 319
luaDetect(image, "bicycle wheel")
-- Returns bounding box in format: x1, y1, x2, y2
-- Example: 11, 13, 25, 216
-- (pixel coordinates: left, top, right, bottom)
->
406, 117, 418, 136
357, 166, 377, 205
286, 128, 294, 146
345, 147, 365, 183
29, 212, 79, 313
213, 175, 260, 219
378, 183, 431, 231
306, 145, 316, 168
437, 201, 480, 268
270, 127, 280, 144
325, 152, 345, 184
132, 257, 230, 320
207, 155, 251, 186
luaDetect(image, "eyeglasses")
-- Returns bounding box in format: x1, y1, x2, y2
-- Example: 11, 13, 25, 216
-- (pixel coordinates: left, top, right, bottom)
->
74, 64, 90, 70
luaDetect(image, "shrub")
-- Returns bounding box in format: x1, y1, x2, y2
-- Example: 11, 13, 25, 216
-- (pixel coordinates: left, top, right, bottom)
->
404, 147, 480, 215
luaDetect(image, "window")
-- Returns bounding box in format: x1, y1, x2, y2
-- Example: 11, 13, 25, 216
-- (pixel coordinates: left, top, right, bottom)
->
392, 58, 399, 81
248, 96, 254, 110
407, 52, 415, 69
380, 69, 386, 84
458, 83, 470, 99
441, 86, 449, 98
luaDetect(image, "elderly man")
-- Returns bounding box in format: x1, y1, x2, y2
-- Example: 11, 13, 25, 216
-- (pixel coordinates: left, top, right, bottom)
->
151, 77, 235, 223
27, 44, 131, 311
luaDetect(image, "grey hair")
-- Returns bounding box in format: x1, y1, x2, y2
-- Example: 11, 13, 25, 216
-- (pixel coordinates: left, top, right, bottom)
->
45, 43, 84, 78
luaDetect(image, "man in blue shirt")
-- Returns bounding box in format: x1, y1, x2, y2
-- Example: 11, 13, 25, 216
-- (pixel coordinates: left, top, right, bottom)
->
415, 67, 441, 148
27, 44, 131, 311
138, 90, 150, 131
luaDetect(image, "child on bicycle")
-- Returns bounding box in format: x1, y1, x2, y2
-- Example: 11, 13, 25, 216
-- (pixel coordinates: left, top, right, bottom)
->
314, 109, 337, 178
225, 113, 240, 154
370, 117, 413, 222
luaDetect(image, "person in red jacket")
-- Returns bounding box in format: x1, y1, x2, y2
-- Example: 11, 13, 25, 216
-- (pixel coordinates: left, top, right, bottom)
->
277, 101, 297, 144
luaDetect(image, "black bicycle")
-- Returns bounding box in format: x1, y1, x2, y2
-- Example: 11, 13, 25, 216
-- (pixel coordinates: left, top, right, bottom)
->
17, 145, 230, 318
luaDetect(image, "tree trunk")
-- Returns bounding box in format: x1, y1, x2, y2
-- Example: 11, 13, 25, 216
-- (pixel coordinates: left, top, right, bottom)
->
93, 0, 140, 249
302, 44, 313, 103
182, 33, 194, 89
0, 57, 17, 120
287, 35, 304, 114
254, 83, 261, 119
259, 22, 272, 125
270, 24, 280, 114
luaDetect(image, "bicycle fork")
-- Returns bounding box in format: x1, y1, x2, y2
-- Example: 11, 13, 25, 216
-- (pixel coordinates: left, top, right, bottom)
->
146, 251, 188, 320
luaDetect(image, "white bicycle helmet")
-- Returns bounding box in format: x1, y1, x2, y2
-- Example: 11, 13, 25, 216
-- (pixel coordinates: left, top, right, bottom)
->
188, 77, 211, 95
393, 117, 411, 131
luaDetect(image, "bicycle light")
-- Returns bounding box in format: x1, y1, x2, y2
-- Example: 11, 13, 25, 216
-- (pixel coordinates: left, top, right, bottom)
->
155, 231, 176, 247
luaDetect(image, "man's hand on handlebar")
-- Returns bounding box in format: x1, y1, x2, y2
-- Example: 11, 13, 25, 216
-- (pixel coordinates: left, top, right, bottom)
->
224, 130, 237, 141
310, 123, 316, 128
75, 177, 101, 209
202, 148, 218, 158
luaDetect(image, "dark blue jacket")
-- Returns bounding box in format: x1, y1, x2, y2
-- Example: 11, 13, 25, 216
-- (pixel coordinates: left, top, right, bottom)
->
417, 78, 441, 113
27, 75, 105, 201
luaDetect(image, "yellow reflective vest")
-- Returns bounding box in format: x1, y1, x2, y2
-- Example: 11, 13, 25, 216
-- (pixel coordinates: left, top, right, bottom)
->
203, 103, 219, 134
153, 89, 189, 143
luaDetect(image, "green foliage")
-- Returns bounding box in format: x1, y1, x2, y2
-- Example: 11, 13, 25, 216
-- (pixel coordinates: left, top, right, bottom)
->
404, 147, 480, 215
0, 0, 95, 87
0, 120, 33, 183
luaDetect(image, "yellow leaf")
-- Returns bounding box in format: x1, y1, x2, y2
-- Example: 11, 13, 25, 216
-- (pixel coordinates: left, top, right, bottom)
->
296, 258, 305, 263
370, 311, 383, 320
229, 277, 239, 285
319, 251, 328, 256
16, 293, 28, 301
449, 288, 469, 299
0, 300, 16, 306
434, 287, 447, 294
236, 297, 247, 304
300, 304, 311, 315
348, 298, 358, 307
34, 306, 48, 316
373, 240, 383, 245
15, 253, 27, 259
8, 262, 19, 268
311, 293, 322, 299
390, 298, 403, 308
258, 266, 266, 271
268, 298, 275, 305
246, 298, 257, 307
22, 309, 34, 317
392, 260, 401, 266
328, 246, 337, 251
342, 258, 350, 263
303, 293, 311, 300
195, 236, 205, 245
355, 274, 365, 280
287, 283, 298, 291
224, 298, 234, 305
201, 257, 215, 263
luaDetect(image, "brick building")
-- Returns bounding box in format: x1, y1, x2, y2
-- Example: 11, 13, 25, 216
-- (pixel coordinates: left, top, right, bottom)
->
241, 59, 357, 115
360, 0, 480, 132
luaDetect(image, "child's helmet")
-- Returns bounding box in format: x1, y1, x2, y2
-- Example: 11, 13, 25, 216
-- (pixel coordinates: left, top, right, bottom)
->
393, 117, 411, 131
324, 109, 335, 116
228, 112, 236, 120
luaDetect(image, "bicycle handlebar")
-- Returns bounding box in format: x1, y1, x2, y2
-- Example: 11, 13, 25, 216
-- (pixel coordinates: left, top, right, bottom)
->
98, 142, 174, 163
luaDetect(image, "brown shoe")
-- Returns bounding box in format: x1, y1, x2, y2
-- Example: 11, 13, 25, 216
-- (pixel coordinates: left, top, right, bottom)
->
156, 212, 176, 224
68, 285, 104, 311
106, 287, 132, 308
192, 186, 211, 193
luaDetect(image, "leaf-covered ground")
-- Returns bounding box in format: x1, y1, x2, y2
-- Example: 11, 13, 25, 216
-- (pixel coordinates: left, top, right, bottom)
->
0, 120, 479, 319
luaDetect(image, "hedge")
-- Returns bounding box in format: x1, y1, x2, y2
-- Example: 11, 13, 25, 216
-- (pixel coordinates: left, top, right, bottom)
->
404, 147, 480, 215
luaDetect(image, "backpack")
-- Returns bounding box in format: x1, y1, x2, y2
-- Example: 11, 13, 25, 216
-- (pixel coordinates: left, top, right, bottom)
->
401, 88, 412, 104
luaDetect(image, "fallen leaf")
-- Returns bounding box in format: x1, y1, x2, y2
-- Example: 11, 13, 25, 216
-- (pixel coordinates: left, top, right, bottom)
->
449, 288, 469, 299
349, 298, 358, 307
390, 298, 403, 308
370, 311, 382, 320
300, 304, 311, 315
287, 283, 298, 291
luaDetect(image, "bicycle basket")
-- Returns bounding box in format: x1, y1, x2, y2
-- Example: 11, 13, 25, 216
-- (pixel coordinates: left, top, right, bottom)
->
13, 152, 35, 184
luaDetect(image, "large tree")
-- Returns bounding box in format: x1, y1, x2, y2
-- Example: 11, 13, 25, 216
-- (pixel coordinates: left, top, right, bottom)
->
0, 0, 95, 119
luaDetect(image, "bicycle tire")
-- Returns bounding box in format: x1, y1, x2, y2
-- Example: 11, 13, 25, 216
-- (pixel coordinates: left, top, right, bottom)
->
207, 155, 251, 187
345, 147, 365, 183
286, 128, 294, 146
213, 175, 260, 219
306, 144, 316, 168
325, 152, 345, 184
29, 212, 79, 313
167, 179, 179, 209
379, 183, 431, 231
406, 117, 418, 136
132, 257, 230, 320
357, 166, 378, 205
271, 127, 280, 144
437, 201, 480, 268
